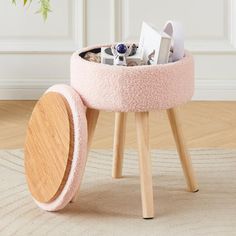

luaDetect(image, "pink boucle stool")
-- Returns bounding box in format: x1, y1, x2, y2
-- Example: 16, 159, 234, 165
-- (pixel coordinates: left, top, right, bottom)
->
24, 45, 199, 219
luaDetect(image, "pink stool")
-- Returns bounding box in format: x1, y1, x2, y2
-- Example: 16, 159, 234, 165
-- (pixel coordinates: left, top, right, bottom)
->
24, 44, 199, 219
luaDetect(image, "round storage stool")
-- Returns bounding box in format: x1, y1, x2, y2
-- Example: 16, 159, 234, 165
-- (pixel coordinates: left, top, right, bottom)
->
25, 44, 199, 219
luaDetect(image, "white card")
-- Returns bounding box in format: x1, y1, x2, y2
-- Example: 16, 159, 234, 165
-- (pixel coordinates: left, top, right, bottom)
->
139, 22, 171, 65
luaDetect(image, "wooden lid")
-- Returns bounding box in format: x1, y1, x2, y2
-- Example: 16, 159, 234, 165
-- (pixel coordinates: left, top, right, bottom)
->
25, 92, 74, 203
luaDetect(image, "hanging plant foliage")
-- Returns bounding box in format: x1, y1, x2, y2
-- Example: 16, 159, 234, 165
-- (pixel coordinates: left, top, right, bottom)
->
12, 0, 51, 19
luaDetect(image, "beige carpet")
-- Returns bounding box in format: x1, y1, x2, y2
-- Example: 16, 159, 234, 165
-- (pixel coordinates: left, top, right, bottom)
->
0, 149, 236, 236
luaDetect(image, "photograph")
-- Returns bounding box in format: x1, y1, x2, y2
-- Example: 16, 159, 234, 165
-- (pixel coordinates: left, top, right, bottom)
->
0, 1, 236, 235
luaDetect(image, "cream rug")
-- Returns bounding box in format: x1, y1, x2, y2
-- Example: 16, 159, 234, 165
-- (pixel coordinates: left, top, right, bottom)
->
0, 149, 236, 236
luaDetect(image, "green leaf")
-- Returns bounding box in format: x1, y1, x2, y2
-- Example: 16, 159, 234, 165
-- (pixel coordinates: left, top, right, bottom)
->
37, 0, 51, 20
12, 0, 51, 19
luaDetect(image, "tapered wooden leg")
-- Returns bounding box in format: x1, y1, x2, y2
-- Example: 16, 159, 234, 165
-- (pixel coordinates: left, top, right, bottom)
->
112, 112, 127, 178
135, 112, 154, 219
71, 108, 99, 203
167, 108, 199, 192
85, 108, 100, 149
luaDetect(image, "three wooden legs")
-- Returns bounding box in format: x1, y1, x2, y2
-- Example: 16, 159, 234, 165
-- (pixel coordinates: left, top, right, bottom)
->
72, 108, 198, 219
112, 109, 199, 218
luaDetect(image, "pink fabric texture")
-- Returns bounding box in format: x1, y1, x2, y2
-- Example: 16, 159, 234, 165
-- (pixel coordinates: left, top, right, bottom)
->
35, 84, 88, 211
71, 45, 195, 112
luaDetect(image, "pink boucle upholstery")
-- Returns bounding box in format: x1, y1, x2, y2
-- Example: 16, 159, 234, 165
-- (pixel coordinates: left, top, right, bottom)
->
71, 45, 194, 112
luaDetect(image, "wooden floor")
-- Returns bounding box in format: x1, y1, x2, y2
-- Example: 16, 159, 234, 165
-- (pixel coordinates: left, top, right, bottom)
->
0, 101, 236, 149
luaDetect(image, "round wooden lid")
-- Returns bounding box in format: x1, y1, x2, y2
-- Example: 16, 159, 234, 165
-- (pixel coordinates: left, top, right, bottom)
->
25, 92, 74, 203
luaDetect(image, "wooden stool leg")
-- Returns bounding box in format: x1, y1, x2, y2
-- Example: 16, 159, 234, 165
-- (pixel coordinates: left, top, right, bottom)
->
71, 108, 99, 203
86, 108, 100, 149
167, 108, 199, 192
112, 112, 127, 178
135, 112, 154, 219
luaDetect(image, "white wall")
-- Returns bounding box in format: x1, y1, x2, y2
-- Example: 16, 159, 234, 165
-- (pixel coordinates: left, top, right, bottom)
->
0, 0, 236, 100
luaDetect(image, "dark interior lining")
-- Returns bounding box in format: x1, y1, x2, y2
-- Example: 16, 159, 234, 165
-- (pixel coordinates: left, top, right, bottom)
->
79, 48, 101, 58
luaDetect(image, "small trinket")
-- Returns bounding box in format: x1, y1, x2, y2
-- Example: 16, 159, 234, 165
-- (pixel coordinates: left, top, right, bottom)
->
84, 52, 101, 63
111, 43, 132, 66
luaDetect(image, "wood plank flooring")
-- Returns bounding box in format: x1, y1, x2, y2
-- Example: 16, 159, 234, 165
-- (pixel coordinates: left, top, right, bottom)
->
0, 101, 236, 149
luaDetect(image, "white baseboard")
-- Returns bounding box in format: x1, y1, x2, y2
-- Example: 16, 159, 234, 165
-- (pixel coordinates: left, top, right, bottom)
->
0, 78, 236, 101
193, 79, 236, 101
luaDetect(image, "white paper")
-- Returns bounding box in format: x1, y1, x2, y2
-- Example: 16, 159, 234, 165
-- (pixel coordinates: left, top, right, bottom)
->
163, 21, 184, 62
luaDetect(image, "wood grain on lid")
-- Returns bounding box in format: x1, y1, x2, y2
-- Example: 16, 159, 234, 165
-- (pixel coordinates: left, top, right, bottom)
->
24, 92, 74, 203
